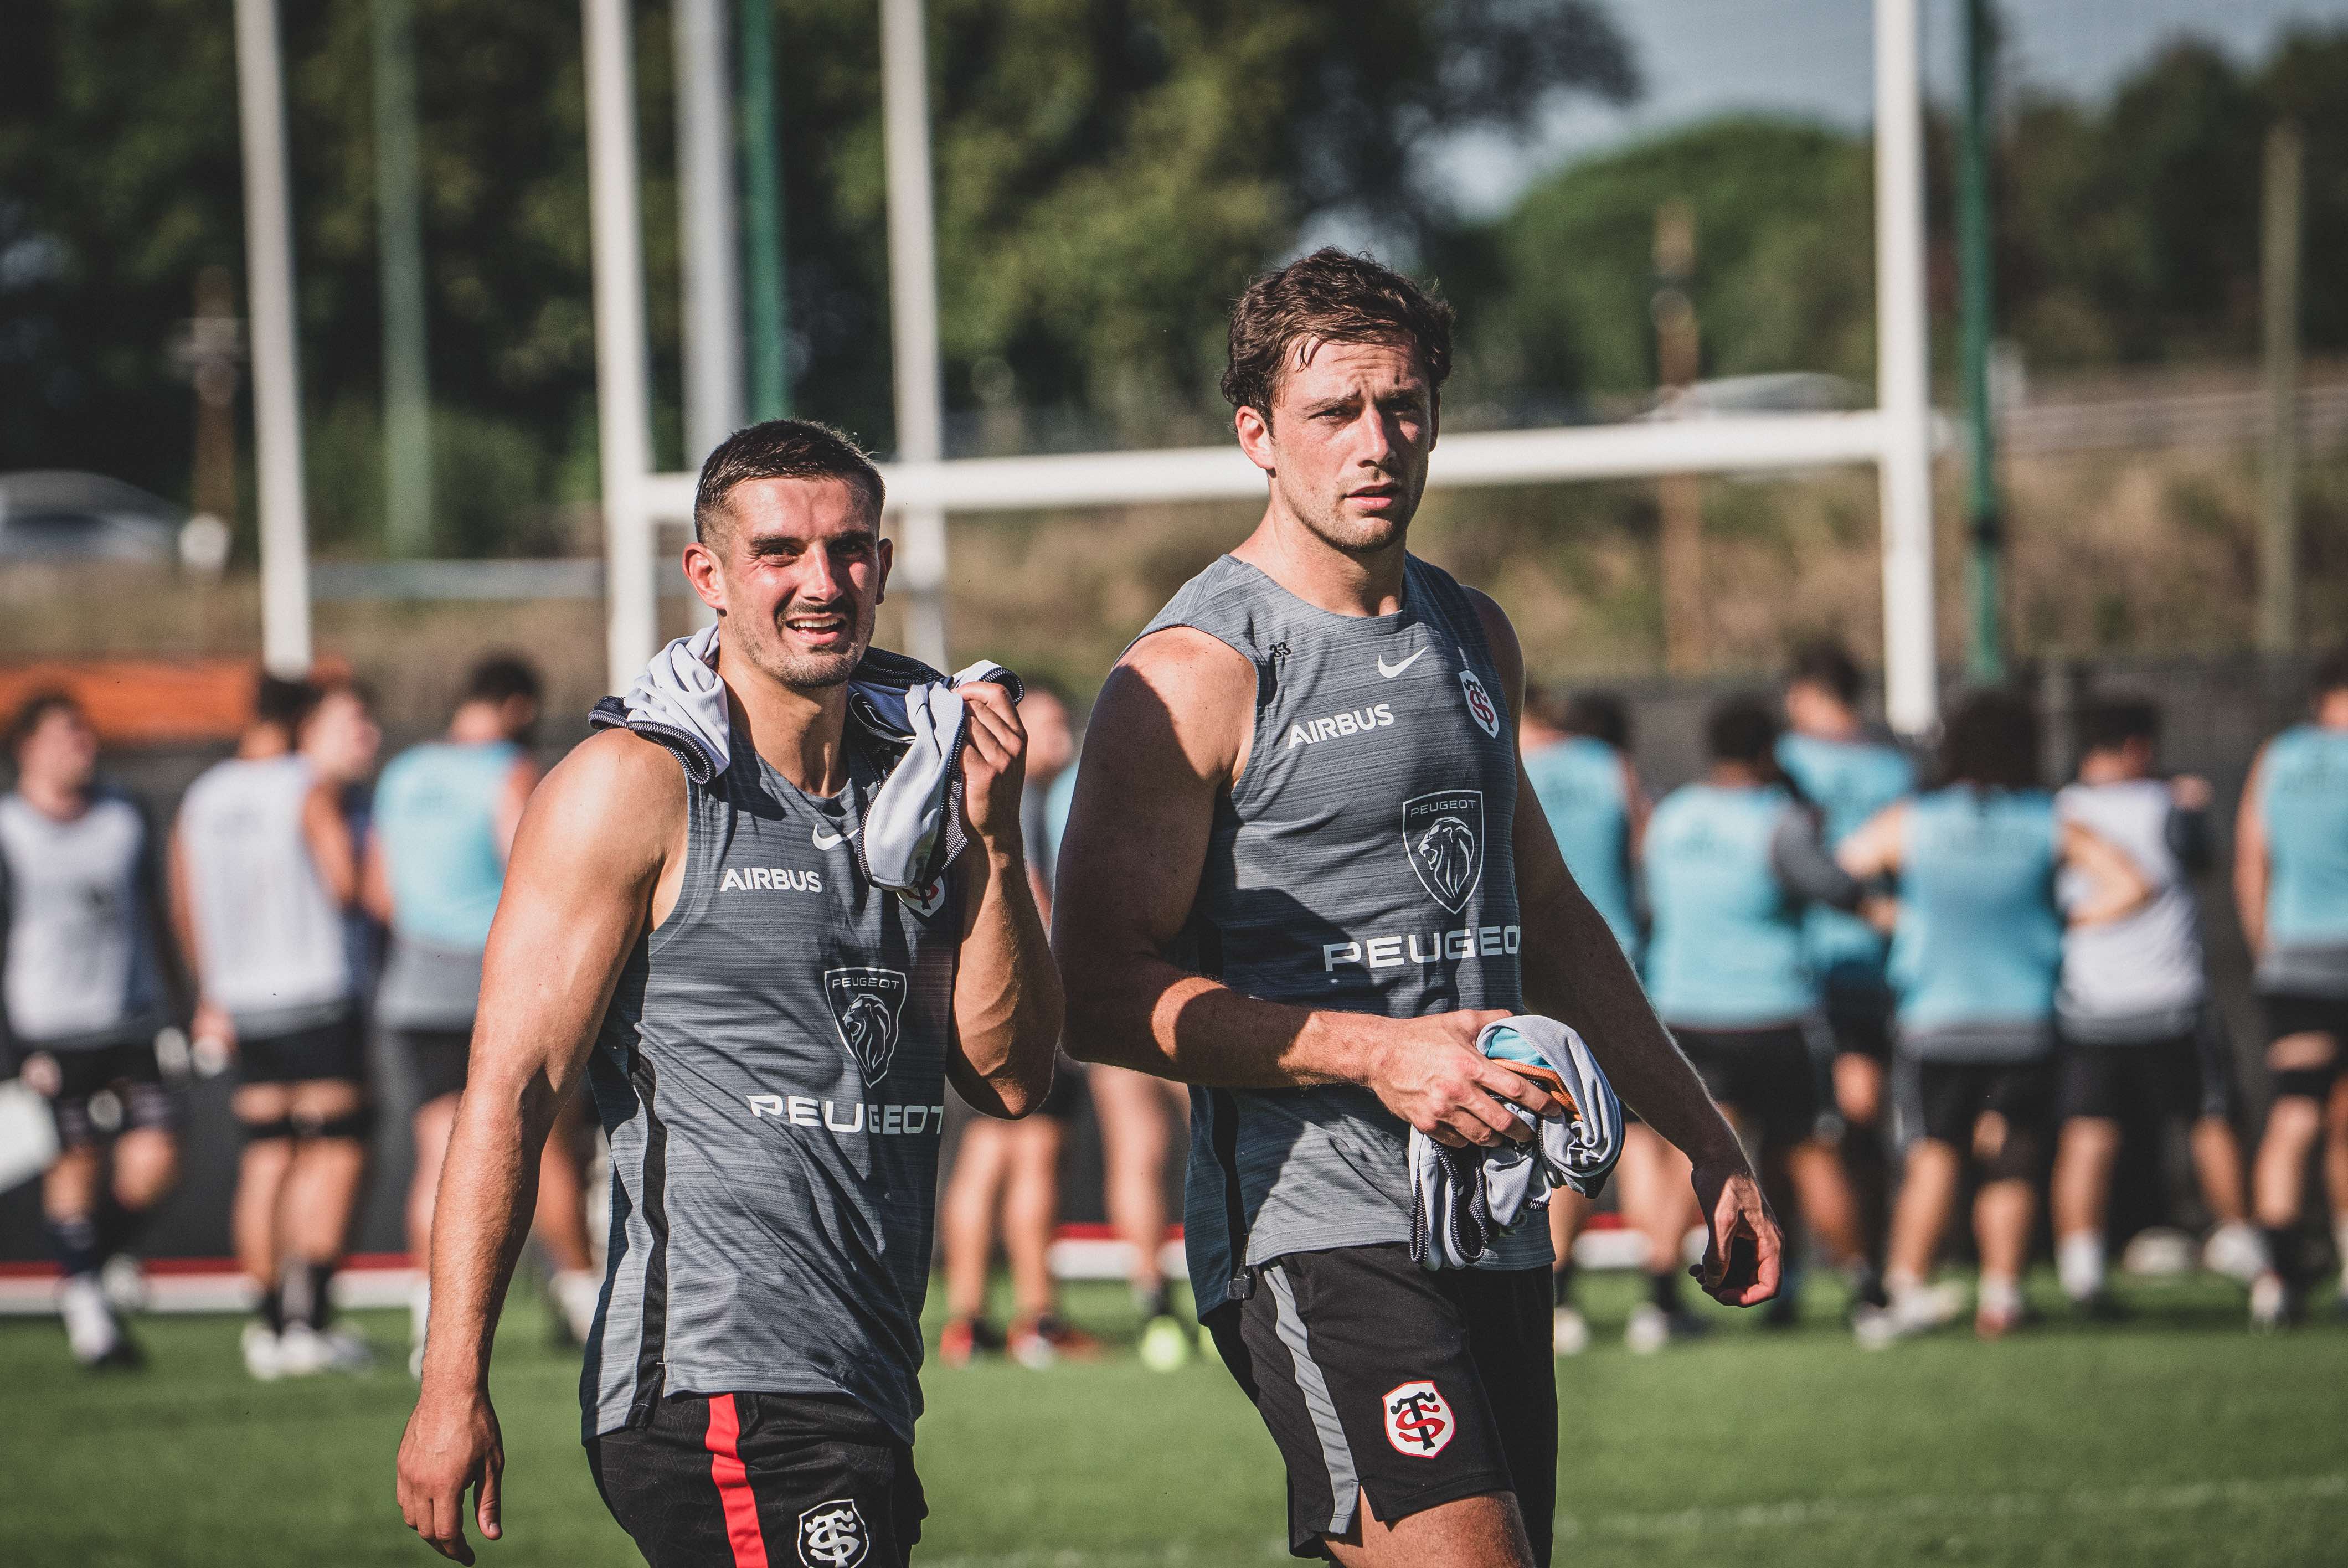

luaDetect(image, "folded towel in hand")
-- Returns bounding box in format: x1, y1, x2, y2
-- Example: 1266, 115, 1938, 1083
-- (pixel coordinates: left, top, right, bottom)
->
1407, 1015, 1625, 1271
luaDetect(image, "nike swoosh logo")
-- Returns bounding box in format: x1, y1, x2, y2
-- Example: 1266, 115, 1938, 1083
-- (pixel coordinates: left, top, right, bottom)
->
811, 826, 860, 850
1377, 648, 1429, 678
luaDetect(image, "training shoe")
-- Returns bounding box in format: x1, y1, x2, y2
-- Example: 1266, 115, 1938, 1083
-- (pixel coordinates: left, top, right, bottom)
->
278, 1323, 374, 1375
938, 1316, 1001, 1369
60, 1276, 126, 1368
1625, 1302, 1708, 1355
1551, 1305, 1591, 1357
1138, 1313, 1193, 1373
1854, 1280, 1964, 1349
242, 1319, 286, 1382
2249, 1271, 2300, 1332
1009, 1314, 1101, 1369
551, 1269, 603, 1349
100, 1254, 149, 1314
2202, 1222, 2270, 1285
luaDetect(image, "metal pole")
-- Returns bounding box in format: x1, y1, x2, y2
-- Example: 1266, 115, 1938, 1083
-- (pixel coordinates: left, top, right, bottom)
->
233, 0, 313, 675
373, 0, 433, 556
1874, 0, 1938, 734
1652, 202, 1704, 675
739, 0, 790, 420
585, 0, 658, 690
1959, 0, 2002, 682
880, 0, 949, 670
2261, 122, 2304, 657
676, 0, 743, 466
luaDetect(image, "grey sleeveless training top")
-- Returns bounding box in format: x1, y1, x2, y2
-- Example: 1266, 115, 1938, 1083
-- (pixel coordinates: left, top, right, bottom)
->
583, 728, 960, 1443
1140, 553, 1542, 1309
0, 789, 168, 1050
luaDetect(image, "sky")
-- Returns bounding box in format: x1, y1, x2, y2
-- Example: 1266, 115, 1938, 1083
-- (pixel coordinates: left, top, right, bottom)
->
1427, 0, 2348, 219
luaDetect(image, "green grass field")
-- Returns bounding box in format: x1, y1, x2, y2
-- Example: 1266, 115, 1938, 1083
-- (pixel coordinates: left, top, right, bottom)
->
2, 1269, 2342, 1567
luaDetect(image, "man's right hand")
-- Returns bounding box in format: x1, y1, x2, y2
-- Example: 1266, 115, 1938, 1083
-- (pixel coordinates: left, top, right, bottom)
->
1356, 1009, 1557, 1147
397, 1383, 504, 1565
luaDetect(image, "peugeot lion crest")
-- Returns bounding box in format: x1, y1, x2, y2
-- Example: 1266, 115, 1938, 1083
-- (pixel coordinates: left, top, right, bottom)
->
823, 967, 908, 1084
1403, 790, 1484, 913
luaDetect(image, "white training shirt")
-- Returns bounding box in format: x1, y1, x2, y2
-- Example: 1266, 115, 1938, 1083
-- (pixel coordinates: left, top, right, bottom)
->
176, 755, 352, 1030
0, 790, 164, 1046
2055, 777, 2205, 1041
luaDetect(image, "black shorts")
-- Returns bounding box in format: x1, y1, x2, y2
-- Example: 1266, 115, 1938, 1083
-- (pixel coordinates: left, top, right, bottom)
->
2058, 1018, 2233, 1125
1821, 984, 1896, 1063
2263, 992, 2348, 1048
1204, 1244, 1555, 1562
238, 1010, 367, 1087
1672, 1024, 1821, 1149
587, 1391, 924, 1568
1036, 1053, 1088, 1122
24, 1040, 177, 1148
1899, 1058, 2054, 1149
397, 1027, 473, 1106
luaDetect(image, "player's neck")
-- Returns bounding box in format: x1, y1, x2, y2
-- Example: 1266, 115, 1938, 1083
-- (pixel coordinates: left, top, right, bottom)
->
718, 648, 854, 798
1232, 506, 1407, 618
1708, 761, 1765, 788
1795, 708, 1861, 743
237, 728, 291, 761
446, 704, 507, 745
2076, 753, 2143, 785
17, 774, 89, 822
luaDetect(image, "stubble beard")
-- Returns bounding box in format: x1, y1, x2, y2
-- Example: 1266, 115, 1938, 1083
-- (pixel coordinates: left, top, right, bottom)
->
1278, 467, 1423, 560
737, 604, 874, 693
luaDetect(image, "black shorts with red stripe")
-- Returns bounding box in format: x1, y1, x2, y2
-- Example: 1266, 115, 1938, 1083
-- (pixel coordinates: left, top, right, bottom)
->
586, 1391, 924, 1568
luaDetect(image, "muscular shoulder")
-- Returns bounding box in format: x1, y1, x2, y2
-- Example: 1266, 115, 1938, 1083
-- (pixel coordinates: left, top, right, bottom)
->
518, 729, 684, 873
1104, 626, 1257, 784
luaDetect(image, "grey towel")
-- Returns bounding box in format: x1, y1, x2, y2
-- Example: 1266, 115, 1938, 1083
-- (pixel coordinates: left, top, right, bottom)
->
589, 626, 1020, 893
1407, 1015, 1626, 1271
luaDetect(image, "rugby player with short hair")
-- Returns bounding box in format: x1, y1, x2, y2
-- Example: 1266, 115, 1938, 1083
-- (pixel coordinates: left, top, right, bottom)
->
397, 420, 1062, 1568
2049, 697, 2263, 1314
174, 674, 379, 1378
1054, 249, 1778, 1568
2236, 649, 2348, 1327
368, 654, 601, 1373
1, 691, 187, 1368
1837, 689, 2150, 1342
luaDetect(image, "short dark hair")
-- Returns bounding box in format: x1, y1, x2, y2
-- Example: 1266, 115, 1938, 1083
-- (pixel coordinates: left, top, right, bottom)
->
2313, 644, 2348, 704
1707, 693, 1781, 767
1560, 691, 1630, 749
254, 673, 317, 737
693, 419, 886, 544
1939, 688, 2041, 790
6, 689, 84, 759
1787, 639, 1862, 706
1221, 247, 1455, 419
464, 654, 542, 708
2078, 695, 2160, 756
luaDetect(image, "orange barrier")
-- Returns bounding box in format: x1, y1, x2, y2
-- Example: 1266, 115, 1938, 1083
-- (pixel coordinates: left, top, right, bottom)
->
0, 656, 348, 746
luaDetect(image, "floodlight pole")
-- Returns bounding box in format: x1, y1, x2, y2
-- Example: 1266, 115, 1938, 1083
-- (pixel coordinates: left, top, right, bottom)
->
1874, 0, 1939, 734
739, 0, 790, 421
585, 0, 659, 691
373, 0, 434, 557
676, 0, 743, 465
1958, 0, 2003, 683
233, 0, 313, 676
880, 0, 950, 671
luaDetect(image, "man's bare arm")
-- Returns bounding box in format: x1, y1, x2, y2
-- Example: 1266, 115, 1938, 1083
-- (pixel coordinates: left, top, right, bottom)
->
301, 781, 360, 906
2235, 747, 2271, 955
943, 682, 1063, 1118
1463, 587, 1777, 1306
396, 730, 683, 1565
1054, 628, 1555, 1149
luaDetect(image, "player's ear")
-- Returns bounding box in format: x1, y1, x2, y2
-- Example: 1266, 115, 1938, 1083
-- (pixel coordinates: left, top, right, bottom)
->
683, 537, 726, 617
874, 534, 893, 605
1234, 403, 1275, 474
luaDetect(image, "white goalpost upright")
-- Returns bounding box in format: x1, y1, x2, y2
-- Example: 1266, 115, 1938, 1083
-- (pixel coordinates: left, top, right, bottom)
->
569, 0, 1943, 724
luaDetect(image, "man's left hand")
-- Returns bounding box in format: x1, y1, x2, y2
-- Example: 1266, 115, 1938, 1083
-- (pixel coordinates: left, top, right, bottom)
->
1687, 1158, 1783, 1307
958, 682, 1028, 852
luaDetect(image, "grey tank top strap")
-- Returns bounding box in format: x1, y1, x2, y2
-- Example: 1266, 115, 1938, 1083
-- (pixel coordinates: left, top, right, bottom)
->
1137, 553, 1542, 1309
583, 728, 960, 1444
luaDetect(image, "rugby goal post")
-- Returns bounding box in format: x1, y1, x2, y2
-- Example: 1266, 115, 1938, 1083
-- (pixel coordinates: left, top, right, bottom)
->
580, 0, 1943, 730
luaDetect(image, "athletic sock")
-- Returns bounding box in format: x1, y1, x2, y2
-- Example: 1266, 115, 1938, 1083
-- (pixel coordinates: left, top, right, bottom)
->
96, 1194, 156, 1261
1978, 1274, 2024, 1320
2264, 1225, 2306, 1291
1135, 1282, 1173, 1322
46, 1214, 101, 1281
1647, 1269, 1682, 1313
1845, 1259, 1887, 1310
410, 1280, 431, 1347
1552, 1260, 1578, 1308
2057, 1232, 2107, 1303
275, 1260, 336, 1332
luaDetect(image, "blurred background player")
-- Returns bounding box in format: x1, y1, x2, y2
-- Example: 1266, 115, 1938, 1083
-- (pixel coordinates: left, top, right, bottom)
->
1521, 687, 1645, 1354
1641, 694, 1872, 1344
173, 674, 378, 1378
2235, 648, 2348, 1327
2050, 697, 2262, 1317
1839, 689, 2150, 1342
365, 654, 596, 1372
939, 678, 1102, 1369
1777, 641, 1914, 1281
0, 692, 186, 1368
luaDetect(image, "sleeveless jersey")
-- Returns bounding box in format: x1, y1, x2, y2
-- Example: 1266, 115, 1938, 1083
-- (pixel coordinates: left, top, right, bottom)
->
583, 731, 960, 1444
1888, 787, 2060, 1061
1642, 782, 1814, 1028
373, 739, 520, 951
1776, 730, 1913, 995
2257, 724, 2348, 997
0, 790, 167, 1049
1523, 735, 1640, 961
176, 755, 353, 1033
1139, 553, 1538, 1311
2055, 778, 2204, 1041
